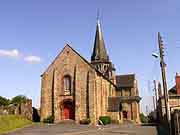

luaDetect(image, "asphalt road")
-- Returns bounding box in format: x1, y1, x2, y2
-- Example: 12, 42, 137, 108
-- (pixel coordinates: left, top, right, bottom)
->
1, 123, 158, 135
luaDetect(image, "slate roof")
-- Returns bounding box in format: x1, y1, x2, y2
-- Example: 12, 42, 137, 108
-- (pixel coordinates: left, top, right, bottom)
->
169, 85, 177, 95
91, 20, 109, 62
116, 74, 135, 88
108, 96, 141, 112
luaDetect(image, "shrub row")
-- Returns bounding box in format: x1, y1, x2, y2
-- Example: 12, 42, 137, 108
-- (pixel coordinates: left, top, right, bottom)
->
99, 116, 111, 125
42, 115, 112, 125
43, 115, 54, 123
79, 116, 111, 125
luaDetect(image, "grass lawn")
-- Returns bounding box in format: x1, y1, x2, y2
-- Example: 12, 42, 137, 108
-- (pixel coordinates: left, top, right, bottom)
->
0, 115, 32, 133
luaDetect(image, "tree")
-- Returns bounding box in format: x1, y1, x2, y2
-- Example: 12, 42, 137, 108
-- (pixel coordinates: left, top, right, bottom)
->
11, 95, 28, 104
140, 113, 149, 123
0, 96, 10, 106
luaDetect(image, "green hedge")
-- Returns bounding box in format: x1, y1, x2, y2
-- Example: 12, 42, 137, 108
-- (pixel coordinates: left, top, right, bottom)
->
0, 96, 10, 106
140, 113, 148, 123
99, 116, 111, 125
43, 115, 54, 123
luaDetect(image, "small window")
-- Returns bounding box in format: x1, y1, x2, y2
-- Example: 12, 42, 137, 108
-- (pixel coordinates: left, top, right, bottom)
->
104, 65, 106, 70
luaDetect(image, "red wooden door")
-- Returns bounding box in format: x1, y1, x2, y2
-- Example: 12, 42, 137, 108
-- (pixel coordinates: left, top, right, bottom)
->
63, 103, 74, 119
64, 107, 70, 119
123, 111, 128, 119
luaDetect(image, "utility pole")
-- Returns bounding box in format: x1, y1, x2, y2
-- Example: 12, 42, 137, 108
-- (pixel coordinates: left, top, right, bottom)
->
158, 32, 171, 135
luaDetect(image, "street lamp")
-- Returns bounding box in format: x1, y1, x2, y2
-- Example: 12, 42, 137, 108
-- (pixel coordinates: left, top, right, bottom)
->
152, 53, 159, 58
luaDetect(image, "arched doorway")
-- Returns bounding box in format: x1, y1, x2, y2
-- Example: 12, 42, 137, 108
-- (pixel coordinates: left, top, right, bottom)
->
123, 111, 128, 119
62, 100, 75, 120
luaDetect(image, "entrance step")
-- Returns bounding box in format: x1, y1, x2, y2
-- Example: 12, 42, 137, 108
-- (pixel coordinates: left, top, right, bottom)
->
123, 120, 134, 124
59, 119, 76, 125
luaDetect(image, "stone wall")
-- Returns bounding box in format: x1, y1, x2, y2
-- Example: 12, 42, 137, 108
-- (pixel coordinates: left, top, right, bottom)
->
159, 96, 180, 117
40, 45, 142, 125
40, 45, 97, 122
94, 73, 117, 123
40, 45, 118, 125
0, 99, 33, 120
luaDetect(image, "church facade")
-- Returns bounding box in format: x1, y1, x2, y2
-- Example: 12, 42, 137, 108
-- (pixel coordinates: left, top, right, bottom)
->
40, 20, 141, 125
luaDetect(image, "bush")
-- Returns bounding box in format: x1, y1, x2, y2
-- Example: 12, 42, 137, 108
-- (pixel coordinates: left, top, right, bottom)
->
0, 96, 10, 106
43, 115, 54, 123
99, 116, 111, 125
140, 113, 148, 123
79, 118, 91, 124
11, 95, 28, 105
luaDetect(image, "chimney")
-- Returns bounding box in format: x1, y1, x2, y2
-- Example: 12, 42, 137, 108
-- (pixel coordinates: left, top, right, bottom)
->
176, 72, 180, 95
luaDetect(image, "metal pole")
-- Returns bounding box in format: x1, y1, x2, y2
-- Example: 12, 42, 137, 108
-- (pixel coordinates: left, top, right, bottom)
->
158, 32, 172, 135
153, 95, 155, 111
153, 80, 158, 110
154, 80, 159, 122
146, 105, 149, 115
176, 113, 179, 134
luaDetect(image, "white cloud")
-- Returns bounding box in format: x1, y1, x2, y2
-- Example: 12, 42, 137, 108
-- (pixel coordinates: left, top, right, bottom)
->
24, 55, 42, 63
0, 48, 43, 64
0, 49, 19, 58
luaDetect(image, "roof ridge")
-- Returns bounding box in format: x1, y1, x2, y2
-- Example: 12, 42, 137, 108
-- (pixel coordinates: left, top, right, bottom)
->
116, 74, 135, 77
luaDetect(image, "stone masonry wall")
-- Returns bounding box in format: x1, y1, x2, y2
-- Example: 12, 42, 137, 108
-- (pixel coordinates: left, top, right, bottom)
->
40, 45, 118, 125
0, 99, 32, 120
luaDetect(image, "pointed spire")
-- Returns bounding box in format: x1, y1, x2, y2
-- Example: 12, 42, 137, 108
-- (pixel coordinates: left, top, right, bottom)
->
91, 13, 109, 62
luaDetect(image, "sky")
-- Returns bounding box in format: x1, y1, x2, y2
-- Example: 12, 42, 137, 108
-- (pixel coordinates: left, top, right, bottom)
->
0, 0, 180, 114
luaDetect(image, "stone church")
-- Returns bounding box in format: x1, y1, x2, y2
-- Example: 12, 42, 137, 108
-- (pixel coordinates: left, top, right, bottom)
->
40, 19, 141, 125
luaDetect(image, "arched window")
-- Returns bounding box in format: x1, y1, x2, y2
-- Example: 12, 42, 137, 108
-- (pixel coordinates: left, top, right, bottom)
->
63, 75, 71, 95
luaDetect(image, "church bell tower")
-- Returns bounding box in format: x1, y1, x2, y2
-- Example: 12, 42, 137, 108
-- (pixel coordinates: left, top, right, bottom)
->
91, 18, 115, 80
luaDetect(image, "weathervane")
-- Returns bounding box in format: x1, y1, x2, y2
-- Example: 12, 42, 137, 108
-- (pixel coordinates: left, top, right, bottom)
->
97, 9, 100, 24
